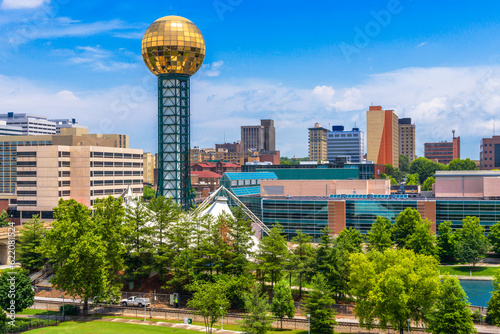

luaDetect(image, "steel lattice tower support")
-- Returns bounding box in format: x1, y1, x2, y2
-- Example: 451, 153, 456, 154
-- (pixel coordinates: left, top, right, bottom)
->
157, 73, 193, 209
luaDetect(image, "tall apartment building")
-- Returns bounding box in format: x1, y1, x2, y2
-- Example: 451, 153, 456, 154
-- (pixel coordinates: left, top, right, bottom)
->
308, 123, 328, 161
480, 135, 500, 170
16, 145, 143, 221
398, 118, 416, 162
0, 128, 129, 195
326, 125, 364, 163
241, 119, 275, 152
366, 106, 399, 168
49, 118, 87, 134
424, 132, 460, 164
143, 152, 156, 184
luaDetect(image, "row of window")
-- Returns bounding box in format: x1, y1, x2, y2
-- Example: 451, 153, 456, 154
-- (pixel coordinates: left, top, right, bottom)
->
91, 187, 142, 197
91, 171, 143, 177
91, 179, 142, 186
90, 161, 143, 168
91, 152, 142, 159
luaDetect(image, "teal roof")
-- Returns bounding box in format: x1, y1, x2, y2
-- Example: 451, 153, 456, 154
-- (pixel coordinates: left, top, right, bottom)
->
224, 172, 277, 180
232, 187, 261, 196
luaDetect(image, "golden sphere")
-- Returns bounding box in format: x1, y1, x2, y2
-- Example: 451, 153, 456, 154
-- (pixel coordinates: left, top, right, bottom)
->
141, 15, 206, 76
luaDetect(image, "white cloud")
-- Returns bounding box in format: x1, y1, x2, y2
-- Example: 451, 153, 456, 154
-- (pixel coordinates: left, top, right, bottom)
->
200, 60, 224, 77
417, 42, 427, 48
1, 0, 47, 9
57, 45, 139, 72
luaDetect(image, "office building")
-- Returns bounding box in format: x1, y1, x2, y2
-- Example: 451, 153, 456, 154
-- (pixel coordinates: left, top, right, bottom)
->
143, 152, 156, 185
190, 146, 260, 165
424, 131, 460, 164
261, 119, 276, 152
16, 145, 143, 221
241, 119, 276, 152
0, 113, 57, 135
398, 118, 416, 162
215, 141, 242, 153
480, 135, 500, 170
366, 106, 399, 168
49, 118, 87, 134
0, 128, 129, 195
308, 123, 328, 161
326, 125, 364, 163
0, 121, 23, 136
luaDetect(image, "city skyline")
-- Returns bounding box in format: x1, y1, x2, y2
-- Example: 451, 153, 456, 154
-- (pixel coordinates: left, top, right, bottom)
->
1, 1, 500, 158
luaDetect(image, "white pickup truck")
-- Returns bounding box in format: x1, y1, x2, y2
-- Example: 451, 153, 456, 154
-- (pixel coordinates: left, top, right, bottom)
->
120, 296, 151, 307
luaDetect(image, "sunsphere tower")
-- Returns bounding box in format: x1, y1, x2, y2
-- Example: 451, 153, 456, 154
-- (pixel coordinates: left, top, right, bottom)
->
141, 16, 206, 209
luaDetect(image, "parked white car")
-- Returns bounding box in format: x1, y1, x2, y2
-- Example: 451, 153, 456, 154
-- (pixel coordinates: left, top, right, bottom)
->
120, 296, 151, 307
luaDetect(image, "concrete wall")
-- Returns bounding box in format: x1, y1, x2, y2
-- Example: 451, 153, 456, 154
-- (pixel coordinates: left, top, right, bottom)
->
261, 179, 390, 197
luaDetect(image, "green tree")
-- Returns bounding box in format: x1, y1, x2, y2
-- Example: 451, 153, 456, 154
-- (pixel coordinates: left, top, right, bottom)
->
487, 270, 500, 326
392, 207, 421, 248
489, 221, 500, 254
366, 216, 393, 252
303, 274, 337, 334
410, 157, 446, 183
406, 219, 440, 259
143, 185, 155, 200
187, 280, 230, 334
437, 221, 456, 261
124, 197, 154, 281
0, 268, 35, 312
19, 216, 46, 271
399, 155, 410, 173
422, 176, 435, 191
0, 210, 9, 228
43, 199, 116, 315
349, 248, 441, 334
454, 216, 490, 267
405, 172, 420, 185
337, 227, 363, 253
290, 231, 315, 298
315, 227, 354, 299
92, 196, 127, 297
448, 158, 478, 171
257, 224, 289, 289
0, 306, 6, 325
427, 275, 476, 334
149, 196, 181, 276
240, 286, 274, 334
226, 207, 255, 276
271, 279, 295, 329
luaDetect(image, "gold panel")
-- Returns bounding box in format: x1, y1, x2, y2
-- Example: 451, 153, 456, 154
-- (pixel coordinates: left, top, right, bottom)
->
141, 15, 206, 76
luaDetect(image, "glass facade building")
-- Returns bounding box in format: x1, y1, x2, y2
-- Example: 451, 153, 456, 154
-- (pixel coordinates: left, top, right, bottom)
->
262, 199, 329, 242
436, 200, 500, 233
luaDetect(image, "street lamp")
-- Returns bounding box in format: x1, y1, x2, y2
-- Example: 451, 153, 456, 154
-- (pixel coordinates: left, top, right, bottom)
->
144, 302, 147, 322
61, 295, 65, 322
307, 314, 310, 334
407, 318, 411, 333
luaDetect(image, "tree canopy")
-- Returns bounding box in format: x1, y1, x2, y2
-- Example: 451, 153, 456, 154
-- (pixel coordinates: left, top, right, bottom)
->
409, 157, 446, 183
349, 248, 441, 334
366, 216, 393, 252
454, 216, 490, 267
19, 216, 46, 271
0, 268, 35, 313
427, 275, 476, 334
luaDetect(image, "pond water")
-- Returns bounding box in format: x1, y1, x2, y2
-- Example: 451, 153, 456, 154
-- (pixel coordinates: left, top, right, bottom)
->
459, 279, 494, 307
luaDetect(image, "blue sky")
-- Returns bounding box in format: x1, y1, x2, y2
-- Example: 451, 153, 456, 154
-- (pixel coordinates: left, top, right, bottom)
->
1, 0, 500, 159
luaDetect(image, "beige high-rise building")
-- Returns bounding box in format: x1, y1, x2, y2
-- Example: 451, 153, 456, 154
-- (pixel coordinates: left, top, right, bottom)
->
398, 118, 416, 162
143, 152, 156, 185
308, 123, 328, 161
16, 145, 143, 221
366, 106, 399, 168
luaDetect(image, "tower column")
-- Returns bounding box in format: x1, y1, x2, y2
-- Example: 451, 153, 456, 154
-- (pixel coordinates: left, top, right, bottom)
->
158, 73, 193, 209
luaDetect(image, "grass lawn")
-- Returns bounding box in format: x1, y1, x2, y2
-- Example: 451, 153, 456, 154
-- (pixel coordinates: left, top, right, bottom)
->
19, 309, 60, 316
439, 265, 499, 277
24, 320, 313, 333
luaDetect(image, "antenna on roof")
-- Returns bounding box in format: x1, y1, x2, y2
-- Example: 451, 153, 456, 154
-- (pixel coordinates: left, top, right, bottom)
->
452, 129, 455, 138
